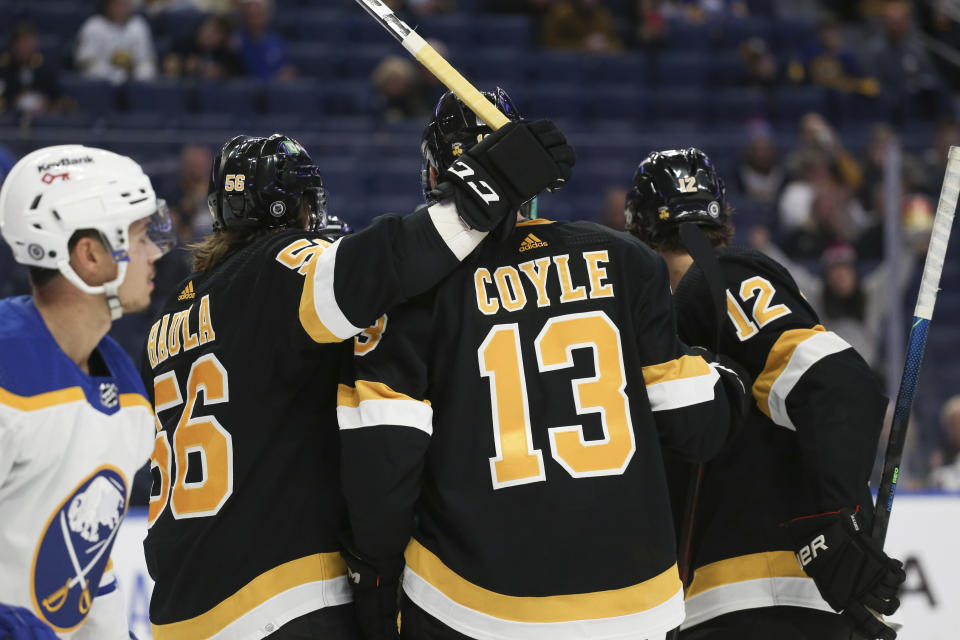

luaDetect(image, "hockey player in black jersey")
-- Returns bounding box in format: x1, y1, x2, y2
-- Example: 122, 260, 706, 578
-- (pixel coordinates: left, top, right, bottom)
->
625, 148, 906, 640
336, 90, 749, 640
141, 126, 575, 640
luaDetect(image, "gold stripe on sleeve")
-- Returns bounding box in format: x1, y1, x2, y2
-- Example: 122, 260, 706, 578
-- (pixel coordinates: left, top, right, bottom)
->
641, 354, 712, 386
337, 381, 430, 408
751, 325, 826, 419
298, 251, 340, 344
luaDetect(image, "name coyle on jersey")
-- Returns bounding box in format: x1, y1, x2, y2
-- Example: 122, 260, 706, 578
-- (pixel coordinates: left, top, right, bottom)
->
474, 250, 615, 315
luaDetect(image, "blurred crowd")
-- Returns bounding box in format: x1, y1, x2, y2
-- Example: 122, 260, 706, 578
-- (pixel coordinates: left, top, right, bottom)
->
1, 0, 955, 122
0, 0, 959, 489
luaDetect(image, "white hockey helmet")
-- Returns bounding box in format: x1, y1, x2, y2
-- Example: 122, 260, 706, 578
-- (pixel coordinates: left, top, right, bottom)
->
0, 145, 173, 318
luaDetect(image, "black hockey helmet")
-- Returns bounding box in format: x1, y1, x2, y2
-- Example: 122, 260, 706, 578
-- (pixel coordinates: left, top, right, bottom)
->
625, 148, 727, 246
207, 133, 327, 232
420, 87, 522, 199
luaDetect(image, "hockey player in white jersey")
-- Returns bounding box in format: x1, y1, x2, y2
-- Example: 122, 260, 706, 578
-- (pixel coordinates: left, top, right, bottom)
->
0, 145, 174, 638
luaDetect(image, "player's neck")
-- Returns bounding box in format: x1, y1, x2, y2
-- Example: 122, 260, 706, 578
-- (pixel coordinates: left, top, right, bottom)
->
660, 251, 694, 290
34, 282, 112, 375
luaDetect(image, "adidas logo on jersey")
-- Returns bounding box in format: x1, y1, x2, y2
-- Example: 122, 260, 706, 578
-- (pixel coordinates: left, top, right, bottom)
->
519, 233, 548, 252
178, 281, 196, 301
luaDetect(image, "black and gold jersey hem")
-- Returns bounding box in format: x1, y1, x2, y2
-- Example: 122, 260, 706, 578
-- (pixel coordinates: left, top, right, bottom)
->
151, 553, 349, 640
682, 551, 832, 629
403, 539, 684, 640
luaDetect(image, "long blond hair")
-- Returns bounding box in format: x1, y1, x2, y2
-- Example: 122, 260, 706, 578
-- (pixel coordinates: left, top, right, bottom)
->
191, 202, 311, 271
190, 227, 267, 271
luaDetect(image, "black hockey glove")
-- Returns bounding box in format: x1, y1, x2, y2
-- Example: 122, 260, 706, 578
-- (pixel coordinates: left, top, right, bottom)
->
784, 507, 905, 640
689, 348, 751, 439
432, 119, 576, 239
341, 549, 403, 640
711, 353, 751, 437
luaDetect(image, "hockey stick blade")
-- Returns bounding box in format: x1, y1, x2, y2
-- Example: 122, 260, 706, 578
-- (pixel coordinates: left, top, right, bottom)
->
873, 145, 960, 545
351, 0, 510, 131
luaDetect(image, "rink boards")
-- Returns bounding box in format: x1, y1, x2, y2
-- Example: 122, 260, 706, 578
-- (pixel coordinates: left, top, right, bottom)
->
113, 493, 960, 639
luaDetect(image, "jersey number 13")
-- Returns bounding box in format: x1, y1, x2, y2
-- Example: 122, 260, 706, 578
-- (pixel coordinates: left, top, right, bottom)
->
479, 310, 635, 490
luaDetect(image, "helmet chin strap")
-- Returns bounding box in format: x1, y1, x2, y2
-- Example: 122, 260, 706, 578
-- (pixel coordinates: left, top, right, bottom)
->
104, 279, 124, 320
57, 260, 129, 321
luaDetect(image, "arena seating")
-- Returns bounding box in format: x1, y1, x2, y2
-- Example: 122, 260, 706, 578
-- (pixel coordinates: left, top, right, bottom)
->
0, 1, 957, 474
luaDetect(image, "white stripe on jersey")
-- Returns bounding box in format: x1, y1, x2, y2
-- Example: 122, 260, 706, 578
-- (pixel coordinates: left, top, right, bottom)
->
402, 566, 684, 640
191, 577, 350, 640
307, 239, 365, 341
337, 398, 433, 435
767, 331, 851, 431
682, 575, 832, 629
645, 365, 720, 412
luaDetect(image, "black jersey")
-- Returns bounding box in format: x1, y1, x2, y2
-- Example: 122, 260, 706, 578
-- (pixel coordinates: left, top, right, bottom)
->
142, 206, 487, 639
670, 246, 887, 629
339, 220, 743, 640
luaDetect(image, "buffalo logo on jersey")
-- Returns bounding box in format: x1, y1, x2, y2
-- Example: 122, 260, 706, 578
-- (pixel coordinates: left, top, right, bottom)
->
32, 467, 127, 631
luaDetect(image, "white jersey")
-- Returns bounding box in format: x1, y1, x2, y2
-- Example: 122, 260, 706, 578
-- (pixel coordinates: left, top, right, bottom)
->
0, 296, 154, 639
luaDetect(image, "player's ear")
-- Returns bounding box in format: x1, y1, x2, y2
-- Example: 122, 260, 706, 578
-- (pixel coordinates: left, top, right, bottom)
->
69, 235, 114, 284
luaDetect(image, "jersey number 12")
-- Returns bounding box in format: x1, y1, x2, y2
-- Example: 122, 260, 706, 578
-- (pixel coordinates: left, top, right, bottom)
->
727, 276, 792, 341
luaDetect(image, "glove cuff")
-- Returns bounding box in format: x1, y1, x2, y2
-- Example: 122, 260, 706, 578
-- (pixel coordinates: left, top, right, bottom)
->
784, 507, 864, 542
341, 548, 404, 591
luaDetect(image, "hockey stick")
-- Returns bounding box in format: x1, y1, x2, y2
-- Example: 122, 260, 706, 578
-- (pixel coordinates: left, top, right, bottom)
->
679, 223, 725, 356
667, 224, 727, 640
351, 0, 510, 131
873, 145, 960, 545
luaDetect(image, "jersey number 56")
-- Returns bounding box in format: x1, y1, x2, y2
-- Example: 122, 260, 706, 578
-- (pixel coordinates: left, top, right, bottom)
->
148, 354, 234, 525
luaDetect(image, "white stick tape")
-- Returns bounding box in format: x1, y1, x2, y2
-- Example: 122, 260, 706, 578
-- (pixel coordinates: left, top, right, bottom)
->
401, 30, 429, 57
354, 0, 412, 41
364, 0, 394, 19
915, 145, 960, 319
